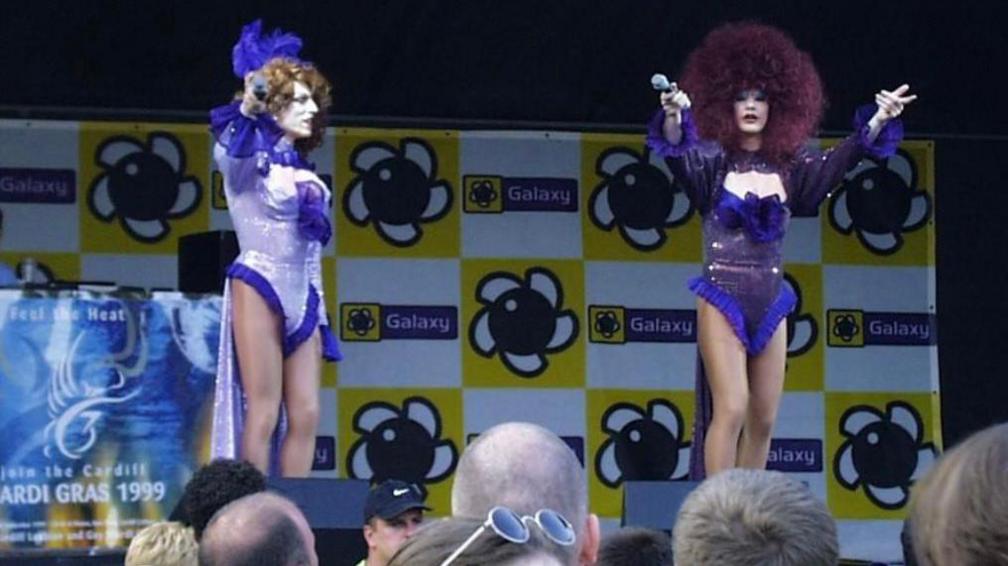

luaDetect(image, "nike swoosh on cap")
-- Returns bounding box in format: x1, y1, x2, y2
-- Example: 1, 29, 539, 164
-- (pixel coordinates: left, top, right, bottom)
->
393, 488, 410, 496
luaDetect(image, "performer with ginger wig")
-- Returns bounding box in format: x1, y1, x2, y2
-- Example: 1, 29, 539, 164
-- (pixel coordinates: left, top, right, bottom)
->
647, 22, 915, 478
209, 20, 342, 476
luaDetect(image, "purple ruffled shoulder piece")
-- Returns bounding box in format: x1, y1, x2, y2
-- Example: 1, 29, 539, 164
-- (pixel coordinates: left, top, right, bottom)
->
854, 104, 903, 159
232, 19, 304, 78
209, 101, 284, 159
646, 107, 700, 158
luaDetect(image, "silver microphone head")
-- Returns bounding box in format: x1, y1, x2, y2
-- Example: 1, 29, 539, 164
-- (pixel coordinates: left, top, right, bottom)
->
651, 73, 672, 91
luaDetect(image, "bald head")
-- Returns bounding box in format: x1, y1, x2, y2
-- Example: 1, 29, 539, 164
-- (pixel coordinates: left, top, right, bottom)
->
451, 422, 597, 564
198, 492, 317, 566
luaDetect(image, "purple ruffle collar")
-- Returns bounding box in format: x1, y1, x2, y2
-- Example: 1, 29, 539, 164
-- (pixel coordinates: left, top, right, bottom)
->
209, 101, 316, 173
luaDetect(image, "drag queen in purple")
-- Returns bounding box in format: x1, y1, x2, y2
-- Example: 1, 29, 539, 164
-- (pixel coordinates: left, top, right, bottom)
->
646, 22, 915, 478
209, 21, 341, 476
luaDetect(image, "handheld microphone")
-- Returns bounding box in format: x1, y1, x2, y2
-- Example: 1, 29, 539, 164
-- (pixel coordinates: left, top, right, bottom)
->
651, 73, 675, 93
252, 73, 268, 101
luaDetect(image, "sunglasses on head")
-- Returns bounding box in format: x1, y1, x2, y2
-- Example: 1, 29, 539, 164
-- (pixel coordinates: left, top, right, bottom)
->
439, 506, 576, 566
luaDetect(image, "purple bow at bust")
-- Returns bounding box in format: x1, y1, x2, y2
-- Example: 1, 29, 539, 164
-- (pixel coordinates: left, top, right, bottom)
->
715, 191, 787, 243
296, 181, 332, 246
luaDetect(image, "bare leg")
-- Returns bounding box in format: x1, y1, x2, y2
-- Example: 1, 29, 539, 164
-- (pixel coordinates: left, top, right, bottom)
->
696, 298, 749, 475
279, 331, 322, 477
737, 321, 787, 468
231, 279, 284, 474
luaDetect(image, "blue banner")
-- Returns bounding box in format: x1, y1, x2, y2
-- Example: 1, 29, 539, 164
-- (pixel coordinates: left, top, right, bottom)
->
0, 290, 219, 549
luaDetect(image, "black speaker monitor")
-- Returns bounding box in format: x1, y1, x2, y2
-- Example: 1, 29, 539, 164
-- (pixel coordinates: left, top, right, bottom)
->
266, 477, 370, 564
178, 230, 238, 293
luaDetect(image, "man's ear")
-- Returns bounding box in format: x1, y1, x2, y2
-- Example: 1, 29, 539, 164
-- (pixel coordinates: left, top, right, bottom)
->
579, 513, 600, 565
363, 523, 376, 549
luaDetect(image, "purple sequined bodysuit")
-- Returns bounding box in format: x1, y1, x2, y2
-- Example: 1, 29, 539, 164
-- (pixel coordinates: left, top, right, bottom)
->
208, 101, 342, 467
646, 106, 902, 478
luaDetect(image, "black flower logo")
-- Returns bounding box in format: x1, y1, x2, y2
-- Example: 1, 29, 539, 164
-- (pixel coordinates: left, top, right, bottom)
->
833, 401, 936, 509
469, 267, 579, 378
595, 400, 691, 487
588, 146, 693, 251
347, 397, 457, 491
469, 180, 497, 208
343, 138, 453, 247
593, 310, 621, 339
828, 149, 930, 255
832, 314, 860, 343
346, 308, 376, 337
88, 132, 202, 243
784, 273, 818, 357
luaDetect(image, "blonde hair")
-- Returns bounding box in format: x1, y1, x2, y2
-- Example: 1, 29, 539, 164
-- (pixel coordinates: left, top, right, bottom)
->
125, 521, 198, 566
673, 469, 838, 566
260, 57, 332, 155
908, 423, 1008, 565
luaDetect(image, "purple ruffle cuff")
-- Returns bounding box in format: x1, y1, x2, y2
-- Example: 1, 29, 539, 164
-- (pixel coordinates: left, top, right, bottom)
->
209, 101, 284, 159
646, 107, 700, 157
853, 104, 903, 159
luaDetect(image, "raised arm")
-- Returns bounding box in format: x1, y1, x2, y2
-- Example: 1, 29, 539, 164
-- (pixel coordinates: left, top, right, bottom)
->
788, 84, 916, 217
209, 75, 286, 192
645, 86, 724, 214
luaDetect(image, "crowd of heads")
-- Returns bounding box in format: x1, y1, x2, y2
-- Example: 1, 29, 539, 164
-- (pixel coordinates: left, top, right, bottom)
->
123, 420, 1008, 566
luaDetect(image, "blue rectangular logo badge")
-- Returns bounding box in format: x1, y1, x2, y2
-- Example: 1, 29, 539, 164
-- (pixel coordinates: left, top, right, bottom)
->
382, 306, 458, 340
864, 312, 935, 346
766, 439, 822, 473
0, 168, 76, 203
502, 178, 578, 212
624, 309, 696, 343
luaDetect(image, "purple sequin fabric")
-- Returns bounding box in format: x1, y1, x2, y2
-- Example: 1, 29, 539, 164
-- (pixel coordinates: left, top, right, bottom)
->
209, 102, 341, 468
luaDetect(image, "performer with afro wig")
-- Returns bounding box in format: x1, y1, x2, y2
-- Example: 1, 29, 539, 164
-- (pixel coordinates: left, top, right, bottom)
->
647, 22, 915, 478
209, 20, 342, 476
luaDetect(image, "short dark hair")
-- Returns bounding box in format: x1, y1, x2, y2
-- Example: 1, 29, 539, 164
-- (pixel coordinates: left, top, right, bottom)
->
597, 527, 672, 566
179, 459, 266, 539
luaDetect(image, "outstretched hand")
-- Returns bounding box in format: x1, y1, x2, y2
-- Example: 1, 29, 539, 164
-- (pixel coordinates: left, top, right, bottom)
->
873, 84, 917, 123
660, 83, 692, 119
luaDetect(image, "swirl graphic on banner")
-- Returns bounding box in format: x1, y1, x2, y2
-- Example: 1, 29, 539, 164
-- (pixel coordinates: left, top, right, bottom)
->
44, 305, 148, 460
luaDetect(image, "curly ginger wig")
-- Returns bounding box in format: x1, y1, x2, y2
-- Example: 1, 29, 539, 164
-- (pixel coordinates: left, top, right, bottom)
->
680, 22, 825, 165
261, 57, 332, 156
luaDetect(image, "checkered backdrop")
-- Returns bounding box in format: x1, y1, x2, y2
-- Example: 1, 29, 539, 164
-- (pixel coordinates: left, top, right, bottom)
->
0, 119, 938, 560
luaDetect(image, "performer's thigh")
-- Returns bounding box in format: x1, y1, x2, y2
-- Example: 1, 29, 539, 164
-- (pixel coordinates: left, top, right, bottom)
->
231, 279, 284, 402
282, 331, 322, 424
697, 298, 748, 414
746, 320, 787, 423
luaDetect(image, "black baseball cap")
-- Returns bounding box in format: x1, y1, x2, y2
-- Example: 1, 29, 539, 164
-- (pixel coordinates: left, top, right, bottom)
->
363, 480, 431, 524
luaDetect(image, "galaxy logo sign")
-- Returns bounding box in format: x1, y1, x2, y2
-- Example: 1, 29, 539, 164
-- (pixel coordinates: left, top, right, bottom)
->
827, 310, 935, 347
463, 175, 578, 214
0, 168, 76, 203
766, 439, 823, 473
588, 305, 696, 344
340, 303, 458, 342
